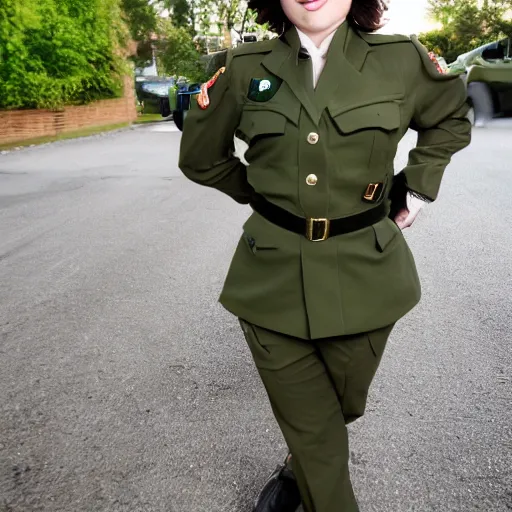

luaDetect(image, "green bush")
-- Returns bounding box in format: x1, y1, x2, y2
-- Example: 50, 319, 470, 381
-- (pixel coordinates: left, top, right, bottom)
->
418, 31, 460, 63
0, 0, 129, 110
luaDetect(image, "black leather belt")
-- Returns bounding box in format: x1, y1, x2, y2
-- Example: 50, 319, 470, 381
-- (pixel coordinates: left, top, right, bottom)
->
250, 194, 387, 242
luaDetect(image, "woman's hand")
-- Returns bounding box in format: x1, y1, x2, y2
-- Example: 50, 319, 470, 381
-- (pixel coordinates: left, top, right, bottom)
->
394, 208, 417, 230
394, 193, 427, 230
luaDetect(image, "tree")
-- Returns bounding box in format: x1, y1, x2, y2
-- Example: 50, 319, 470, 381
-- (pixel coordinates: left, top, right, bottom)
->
429, 0, 512, 31
217, 0, 245, 31
420, 0, 512, 62
152, 0, 259, 81
155, 19, 206, 81
163, 0, 194, 31
240, 7, 261, 35
120, 0, 159, 68
121, 0, 158, 41
207, 0, 245, 47
161, 0, 248, 47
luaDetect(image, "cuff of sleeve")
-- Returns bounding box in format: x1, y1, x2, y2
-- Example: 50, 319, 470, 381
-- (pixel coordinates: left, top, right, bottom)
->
406, 191, 428, 215
407, 188, 433, 203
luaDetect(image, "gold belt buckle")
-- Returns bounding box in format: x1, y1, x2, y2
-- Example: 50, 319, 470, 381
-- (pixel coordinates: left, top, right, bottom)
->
306, 218, 330, 242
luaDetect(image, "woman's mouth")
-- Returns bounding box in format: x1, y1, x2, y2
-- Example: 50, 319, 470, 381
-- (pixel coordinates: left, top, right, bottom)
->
299, 0, 328, 12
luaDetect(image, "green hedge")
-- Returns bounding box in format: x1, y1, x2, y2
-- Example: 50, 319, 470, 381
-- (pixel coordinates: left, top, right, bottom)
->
0, 0, 129, 110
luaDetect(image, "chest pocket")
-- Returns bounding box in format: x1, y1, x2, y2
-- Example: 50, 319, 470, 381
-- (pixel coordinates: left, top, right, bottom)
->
236, 109, 287, 143
329, 100, 402, 179
331, 101, 401, 134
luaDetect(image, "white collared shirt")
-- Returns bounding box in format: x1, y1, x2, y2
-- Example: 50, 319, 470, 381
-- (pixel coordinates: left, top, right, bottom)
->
296, 27, 336, 88
234, 26, 427, 217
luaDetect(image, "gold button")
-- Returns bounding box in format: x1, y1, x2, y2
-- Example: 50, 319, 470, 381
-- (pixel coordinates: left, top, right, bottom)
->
306, 174, 318, 186
307, 132, 319, 145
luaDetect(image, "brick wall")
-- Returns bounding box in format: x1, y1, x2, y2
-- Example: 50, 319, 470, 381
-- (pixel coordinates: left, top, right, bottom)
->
0, 77, 137, 145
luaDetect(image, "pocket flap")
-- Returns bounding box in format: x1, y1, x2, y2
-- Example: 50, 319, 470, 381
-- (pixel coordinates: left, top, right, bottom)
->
332, 102, 401, 134
372, 217, 401, 252
237, 110, 287, 140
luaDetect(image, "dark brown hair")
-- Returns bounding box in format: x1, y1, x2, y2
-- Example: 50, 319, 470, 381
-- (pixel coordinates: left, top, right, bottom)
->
247, 0, 387, 33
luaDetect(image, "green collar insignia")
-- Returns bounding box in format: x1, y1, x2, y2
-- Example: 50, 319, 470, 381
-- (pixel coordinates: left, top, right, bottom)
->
247, 77, 282, 102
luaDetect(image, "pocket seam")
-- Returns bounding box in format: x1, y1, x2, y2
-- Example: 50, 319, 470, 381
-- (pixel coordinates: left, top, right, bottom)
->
367, 333, 378, 358
332, 101, 401, 134
372, 218, 402, 253
240, 319, 271, 355
242, 103, 300, 126
243, 232, 277, 253
238, 110, 287, 140
329, 94, 404, 117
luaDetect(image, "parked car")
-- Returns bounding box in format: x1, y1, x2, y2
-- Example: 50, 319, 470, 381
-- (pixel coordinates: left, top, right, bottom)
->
169, 80, 201, 131
449, 38, 512, 126
135, 76, 175, 118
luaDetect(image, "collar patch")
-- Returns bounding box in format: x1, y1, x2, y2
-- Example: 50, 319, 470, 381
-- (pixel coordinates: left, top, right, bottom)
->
247, 77, 282, 102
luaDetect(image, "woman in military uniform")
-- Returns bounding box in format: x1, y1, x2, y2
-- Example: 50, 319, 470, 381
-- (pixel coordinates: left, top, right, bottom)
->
179, 0, 471, 510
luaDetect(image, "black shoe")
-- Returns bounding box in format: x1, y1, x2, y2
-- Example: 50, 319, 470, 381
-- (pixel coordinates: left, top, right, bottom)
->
253, 457, 302, 512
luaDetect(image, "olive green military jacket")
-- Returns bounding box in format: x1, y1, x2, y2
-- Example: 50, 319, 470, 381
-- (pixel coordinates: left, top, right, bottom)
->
179, 22, 471, 340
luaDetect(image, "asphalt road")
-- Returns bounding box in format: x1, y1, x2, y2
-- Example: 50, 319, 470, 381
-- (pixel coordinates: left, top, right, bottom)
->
0, 121, 511, 512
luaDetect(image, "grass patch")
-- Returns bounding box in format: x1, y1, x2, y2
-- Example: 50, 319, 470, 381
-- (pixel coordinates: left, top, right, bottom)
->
134, 113, 170, 124
0, 122, 130, 151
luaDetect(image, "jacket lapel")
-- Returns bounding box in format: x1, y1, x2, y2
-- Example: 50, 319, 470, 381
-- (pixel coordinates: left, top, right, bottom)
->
261, 28, 320, 125
324, 26, 405, 117
315, 23, 370, 113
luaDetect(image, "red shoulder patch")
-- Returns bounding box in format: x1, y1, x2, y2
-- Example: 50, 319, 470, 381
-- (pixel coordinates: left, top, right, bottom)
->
197, 67, 226, 110
428, 52, 447, 74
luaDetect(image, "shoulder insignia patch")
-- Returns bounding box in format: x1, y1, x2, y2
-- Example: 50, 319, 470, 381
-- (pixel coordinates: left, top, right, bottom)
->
427, 52, 448, 74
197, 67, 226, 110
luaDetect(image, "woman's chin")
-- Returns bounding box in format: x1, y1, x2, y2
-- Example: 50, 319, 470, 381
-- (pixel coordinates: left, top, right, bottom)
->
297, 16, 346, 35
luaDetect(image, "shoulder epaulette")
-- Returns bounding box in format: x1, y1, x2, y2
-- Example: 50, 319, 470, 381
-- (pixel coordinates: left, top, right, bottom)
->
357, 32, 411, 45
205, 40, 276, 75
231, 39, 277, 58
411, 35, 460, 81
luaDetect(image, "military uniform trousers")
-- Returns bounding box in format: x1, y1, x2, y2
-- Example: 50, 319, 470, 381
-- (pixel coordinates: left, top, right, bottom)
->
240, 319, 394, 512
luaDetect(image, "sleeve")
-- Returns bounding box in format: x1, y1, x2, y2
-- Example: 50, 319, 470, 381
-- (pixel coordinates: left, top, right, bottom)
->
178, 53, 255, 204
397, 36, 472, 202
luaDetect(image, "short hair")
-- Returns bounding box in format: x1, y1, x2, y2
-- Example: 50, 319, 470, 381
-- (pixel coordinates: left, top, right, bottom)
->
247, 0, 387, 33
